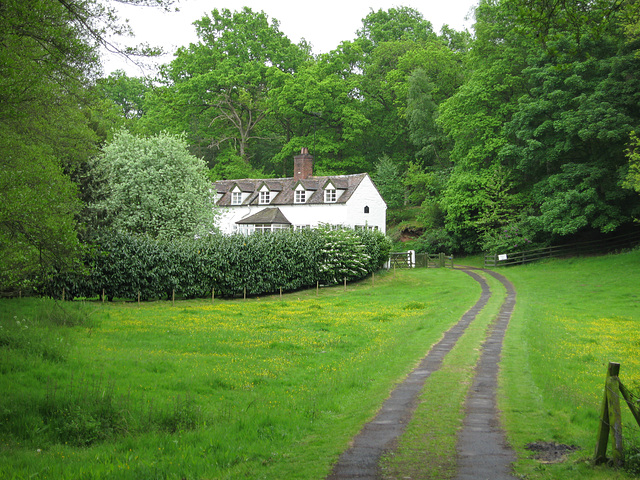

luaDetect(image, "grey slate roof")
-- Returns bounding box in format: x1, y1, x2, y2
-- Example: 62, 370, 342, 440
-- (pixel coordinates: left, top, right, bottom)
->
236, 208, 292, 225
214, 173, 368, 207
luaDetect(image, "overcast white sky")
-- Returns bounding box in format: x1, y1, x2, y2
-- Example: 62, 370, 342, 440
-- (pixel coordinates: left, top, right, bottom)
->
103, 0, 478, 76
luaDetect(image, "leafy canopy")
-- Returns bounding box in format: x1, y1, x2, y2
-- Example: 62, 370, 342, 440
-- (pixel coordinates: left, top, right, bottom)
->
91, 130, 217, 240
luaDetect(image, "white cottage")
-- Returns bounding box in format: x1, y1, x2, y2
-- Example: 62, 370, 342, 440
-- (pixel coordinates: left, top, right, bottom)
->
214, 148, 387, 234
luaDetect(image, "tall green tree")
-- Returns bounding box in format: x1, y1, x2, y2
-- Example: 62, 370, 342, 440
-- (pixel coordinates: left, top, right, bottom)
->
350, 8, 468, 176
0, 0, 169, 288
142, 8, 310, 171
374, 154, 405, 208
501, 0, 640, 237
438, 0, 640, 252
267, 45, 371, 175
437, 0, 529, 251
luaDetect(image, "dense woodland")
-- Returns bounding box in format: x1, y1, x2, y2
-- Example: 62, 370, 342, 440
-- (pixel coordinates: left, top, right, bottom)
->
1, 0, 640, 290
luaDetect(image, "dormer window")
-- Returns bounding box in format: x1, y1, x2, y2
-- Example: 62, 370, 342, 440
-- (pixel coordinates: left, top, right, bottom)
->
295, 189, 306, 204
231, 191, 242, 205
325, 187, 336, 203
259, 190, 271, 204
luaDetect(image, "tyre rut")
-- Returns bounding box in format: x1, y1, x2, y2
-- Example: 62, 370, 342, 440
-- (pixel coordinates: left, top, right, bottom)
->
325, 268, 517, 479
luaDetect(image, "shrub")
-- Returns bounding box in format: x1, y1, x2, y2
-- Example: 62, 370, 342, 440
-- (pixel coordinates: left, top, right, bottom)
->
52, 228, 386, 300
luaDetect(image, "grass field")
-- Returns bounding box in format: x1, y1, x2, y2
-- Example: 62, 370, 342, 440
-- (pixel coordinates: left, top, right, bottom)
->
1, 250, 639, 479
501, 249, 640, 479
0, 269, 478, 480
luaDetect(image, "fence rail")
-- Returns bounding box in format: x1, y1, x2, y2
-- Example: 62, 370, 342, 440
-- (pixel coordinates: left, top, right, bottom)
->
484, 229, 640, 267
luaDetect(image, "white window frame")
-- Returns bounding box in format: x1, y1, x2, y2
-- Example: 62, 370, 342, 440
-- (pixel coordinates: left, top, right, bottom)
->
259, 190, 271, 204
294, 189, 306, 204
239, 224, 290, 235
324, 188, 337, 203
231, 191, 242, 205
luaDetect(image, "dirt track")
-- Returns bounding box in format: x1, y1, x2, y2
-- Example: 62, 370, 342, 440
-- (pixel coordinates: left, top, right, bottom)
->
326, 268, 518, 480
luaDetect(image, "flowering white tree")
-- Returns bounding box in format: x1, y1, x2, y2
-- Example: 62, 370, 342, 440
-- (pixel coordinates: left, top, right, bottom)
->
318, 227, 371, 285
92, 130, 217, 240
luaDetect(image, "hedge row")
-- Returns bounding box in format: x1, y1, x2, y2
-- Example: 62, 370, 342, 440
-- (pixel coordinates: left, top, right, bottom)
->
51, 228, 391, 301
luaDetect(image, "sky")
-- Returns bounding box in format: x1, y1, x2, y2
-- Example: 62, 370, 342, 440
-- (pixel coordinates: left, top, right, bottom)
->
103, 0, 479, 76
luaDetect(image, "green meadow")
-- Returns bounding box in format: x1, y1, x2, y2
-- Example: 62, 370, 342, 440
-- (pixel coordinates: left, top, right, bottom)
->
0, 269, 478, 480
1, 250, 639, 479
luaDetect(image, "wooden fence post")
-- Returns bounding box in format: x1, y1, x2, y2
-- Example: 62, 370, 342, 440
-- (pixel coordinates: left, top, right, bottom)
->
344, 277, 347, 291
212, 287, 215, 303
316, 280, 319, 295
102, 288, 105, 303
607, 371, 624, 467
172, 289, 175, 306
595, 362, 622, 465
372, 272, 375, 286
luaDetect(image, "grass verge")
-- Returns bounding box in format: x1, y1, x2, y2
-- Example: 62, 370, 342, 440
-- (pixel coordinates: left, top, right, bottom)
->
500, 249, 640, 480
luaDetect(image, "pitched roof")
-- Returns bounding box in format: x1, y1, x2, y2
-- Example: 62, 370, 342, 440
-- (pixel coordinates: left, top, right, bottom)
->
236, 208, 291, 225
214, 173, 368, 207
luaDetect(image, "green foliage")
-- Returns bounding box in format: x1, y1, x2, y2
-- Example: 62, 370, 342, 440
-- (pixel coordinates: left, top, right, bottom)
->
0, 0, 176, 290
96, 70, 150, 121
374, 154, 405, 209
267, 51, 371, 175
0, 146, 85, 290
144, 7, 310, 166
56, 228, 389, 300
416, 228, 459, 254
481, 222, 535, 254
624, 131, 640, 193
357, 7, 437, 47
0, 0, 103, 290
91, 130, 217, 240
437, 0, 640, 253
318, 228, 371, 285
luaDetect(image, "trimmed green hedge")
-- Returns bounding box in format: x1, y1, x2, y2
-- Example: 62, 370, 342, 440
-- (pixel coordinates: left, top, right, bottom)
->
51, 229, 391, 300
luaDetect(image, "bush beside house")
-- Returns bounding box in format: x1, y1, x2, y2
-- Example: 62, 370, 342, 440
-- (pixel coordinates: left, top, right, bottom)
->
51, 229, 391, 300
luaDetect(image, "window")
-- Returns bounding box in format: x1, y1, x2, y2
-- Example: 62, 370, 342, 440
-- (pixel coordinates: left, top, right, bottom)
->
238, 224, 290, 235
325, 188, 337, 203
231, 191, 242, 205
259, 191, 270, 204
295, 189, 306, 204
364, 206, 370, 214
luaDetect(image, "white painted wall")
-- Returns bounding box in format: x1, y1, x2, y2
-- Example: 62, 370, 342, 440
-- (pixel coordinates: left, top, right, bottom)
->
345, 175, 386, 234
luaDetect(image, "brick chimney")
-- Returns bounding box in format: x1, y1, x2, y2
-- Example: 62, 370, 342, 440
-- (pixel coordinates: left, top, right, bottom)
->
293, 147, 313, 181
